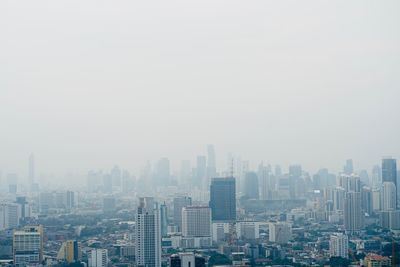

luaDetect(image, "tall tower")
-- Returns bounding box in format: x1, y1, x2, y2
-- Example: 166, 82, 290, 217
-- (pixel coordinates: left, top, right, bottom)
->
344, 191, 364, 233
207, 144, 217, 178
380, 182, 396, 211
209, 177, 236, 222
382, 157, 397, 207
329, 233, 349, 259
135, 197, 161, 267
243, 172, 259, 199
173, 196, 192, 231
181, 206, 211, 237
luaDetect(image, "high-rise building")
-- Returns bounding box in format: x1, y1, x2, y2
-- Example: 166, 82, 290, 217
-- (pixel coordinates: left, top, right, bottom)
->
380, 182, 396, 211
243, 172, 259, 199
344, 191, 364, 233
160, 202, 168, 237
57, 240, 80, 263
361, 186, 373, 215
0, 203, 20, 230
181, 206, 211, 237
209, 177, 236, 222
16, 196, 31, 220
269, 222, 292, 244
13, 225, 44, 266
155, 158, 170, 186
339, 174, 361, 192
88, 249, 108, 267
343, 159, 354, 175
329, 233, 349, 259
135, 197, 161, 267
173, 196, 192, 230
382, 157, 397, 207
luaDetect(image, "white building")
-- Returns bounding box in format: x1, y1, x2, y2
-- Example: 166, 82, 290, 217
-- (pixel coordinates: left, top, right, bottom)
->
236, 221, 260, 240
329, 233, 349, 259
88, 249, 108, 267
0, 203, 20, 230
269, 222, 292, 244
380, 182, 396, 211
344, 191, 364, 233
182, 206, 211, 237
135, 197, 161, 267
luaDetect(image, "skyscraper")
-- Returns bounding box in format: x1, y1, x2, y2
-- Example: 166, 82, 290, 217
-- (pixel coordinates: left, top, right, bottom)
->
343, 159, 354, 175
209, 177, 236, 222
88, 249, 108, 267
380, 182, 396, 211
329, 233, 349, 259
160, 202, 168, 237
135, 197, 161, 267
155, 158, 170, 186
181, 206, 211, 237
196, 156, 207, 189
173, 196, 192, 230
0, 203, 20, 230
244, 172, 259, 199
344, 191, 364, 233
382, 157, 397, 207
13, 225, 44, 266
57, 240, 80, 263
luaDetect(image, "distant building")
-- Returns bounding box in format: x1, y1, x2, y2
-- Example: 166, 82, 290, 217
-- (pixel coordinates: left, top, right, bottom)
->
269, 222, 292, 244
0, 203, 20, 230
382, 157, 397, 207
244, 172, 259, 199
182, 206, 211, 237
209, 177, 236, 222
364, 253, 391, 267
173, 196, 192, 231
13, 225, 44, 266
135, 197, 161, 267
57, 240, 80, 263
343, 159, 354, 175
329, 233, 348, 259
160, 202, 168, 237
344, 191, 364, 233
380, 182, 396, 211
88, 249, 108, 267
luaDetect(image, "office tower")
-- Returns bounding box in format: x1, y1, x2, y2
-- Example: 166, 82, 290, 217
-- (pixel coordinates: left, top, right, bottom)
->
361, 186, 373, 215
182, 206, 211, 237
236, 221, 260, 240
269, 222, 292, 244
135, 197, 161, 267
88, 249, 108, 267
65, 191, 75, 210
0, 203, 20, 230
170, 253, 206, 267
16, 197, 31, 220
13, 225, 44, 266
343, 159, 354, 175
209, 177, 236, 222
103, 196, 116, 213
372, 165, 382, 189
380, 182, 396, 211
207, 145, 217, 178
372, 189, 381, 211
57, 240, 80, 263
111, 165, 122, 187
39, 192, 55, 213
339, 174, 361, 192
329, 233, 349, 259
28, 153, 35, 190
160, 202, 168, 237
196, 156, 207, 188
122, 170, 135, 193
344, 191, 364, 233
243, 172, 259, 199
382, 157, 397, 207
155, 158, 170, 186
258, 164, 273, 200
173, 196, 192, 230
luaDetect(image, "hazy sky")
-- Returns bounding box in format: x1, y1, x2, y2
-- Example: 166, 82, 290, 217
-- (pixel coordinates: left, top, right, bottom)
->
1, 1, 399, 178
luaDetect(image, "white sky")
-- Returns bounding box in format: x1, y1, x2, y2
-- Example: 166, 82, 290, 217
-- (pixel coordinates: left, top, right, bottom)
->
1, 0, 399, 178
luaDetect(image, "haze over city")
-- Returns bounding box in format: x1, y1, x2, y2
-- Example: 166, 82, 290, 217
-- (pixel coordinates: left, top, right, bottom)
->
1, 0, 400, 180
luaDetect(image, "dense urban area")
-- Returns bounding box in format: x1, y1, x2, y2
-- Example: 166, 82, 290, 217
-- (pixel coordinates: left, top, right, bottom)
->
0, 146, 399, 267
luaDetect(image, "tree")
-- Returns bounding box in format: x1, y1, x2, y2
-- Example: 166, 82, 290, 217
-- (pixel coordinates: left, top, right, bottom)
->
208, 252, 232, 266
329, 256, 351, 267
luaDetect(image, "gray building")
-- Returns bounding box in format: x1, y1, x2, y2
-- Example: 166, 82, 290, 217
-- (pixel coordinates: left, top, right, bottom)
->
209, 177, 236, 222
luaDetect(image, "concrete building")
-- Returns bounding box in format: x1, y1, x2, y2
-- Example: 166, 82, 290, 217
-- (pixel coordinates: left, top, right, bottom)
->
13, 225, 43, 266
269, 222, 292, 244
329, 233, 348, 259
88, 249, 108, 267
209, 177, 236, 222
182, 206, 211, 237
